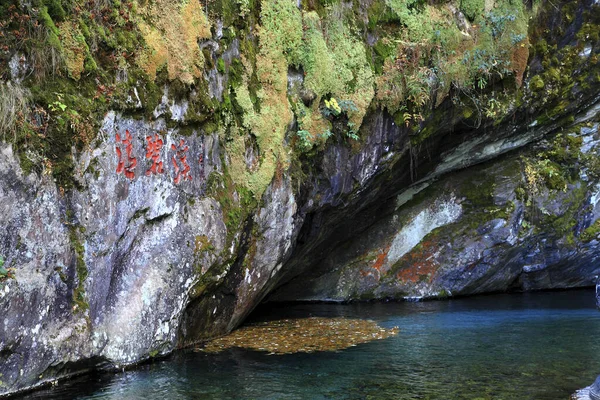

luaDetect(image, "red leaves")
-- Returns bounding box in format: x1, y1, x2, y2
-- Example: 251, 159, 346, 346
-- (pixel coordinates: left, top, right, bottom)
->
94, 83, 115, 101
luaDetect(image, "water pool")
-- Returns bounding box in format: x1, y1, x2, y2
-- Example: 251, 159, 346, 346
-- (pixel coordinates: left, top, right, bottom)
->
20, 290, 600, 399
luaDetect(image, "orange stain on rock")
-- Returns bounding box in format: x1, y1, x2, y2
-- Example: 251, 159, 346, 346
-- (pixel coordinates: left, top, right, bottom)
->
372, 246, 390, 271
359, 246, 391, 279
395, 239, 439, 283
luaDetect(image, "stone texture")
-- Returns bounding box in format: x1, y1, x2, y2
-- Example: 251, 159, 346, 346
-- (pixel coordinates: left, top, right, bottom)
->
1, 0, 600, 396
0, 113, 230, 393
573, 375, 600, 400
270, 123, 600, 302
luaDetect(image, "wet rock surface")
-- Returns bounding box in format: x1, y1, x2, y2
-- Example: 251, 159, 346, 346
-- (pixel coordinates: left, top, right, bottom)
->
1, 0, 600, 396
0, 113, 229, 393
573, 375, 600, 400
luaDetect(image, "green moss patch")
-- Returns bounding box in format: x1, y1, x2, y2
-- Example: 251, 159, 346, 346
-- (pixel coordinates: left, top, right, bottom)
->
68, 224, 89, 313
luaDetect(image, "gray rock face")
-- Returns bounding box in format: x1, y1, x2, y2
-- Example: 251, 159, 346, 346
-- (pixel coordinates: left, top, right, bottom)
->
0, 145, 78, 392
2, 1, 600, 397
0, 103, 309, 395
573, 375, 600, 400
0, 112, 232, 392
270, 123, 600, 302
3, 77, 600, 400
596, 277, 600, 308
592, 376, 600, 400
177, 174, 302, 344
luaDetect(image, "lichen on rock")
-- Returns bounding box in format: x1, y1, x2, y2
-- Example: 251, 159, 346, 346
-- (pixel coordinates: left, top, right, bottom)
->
137, 0, 212, 83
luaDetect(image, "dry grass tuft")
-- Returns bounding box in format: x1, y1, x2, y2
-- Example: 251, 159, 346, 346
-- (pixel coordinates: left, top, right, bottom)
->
0, 81, 30, 139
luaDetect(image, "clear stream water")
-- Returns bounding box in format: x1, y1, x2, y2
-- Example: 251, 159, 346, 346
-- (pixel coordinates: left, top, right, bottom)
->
20, 290, 600, 399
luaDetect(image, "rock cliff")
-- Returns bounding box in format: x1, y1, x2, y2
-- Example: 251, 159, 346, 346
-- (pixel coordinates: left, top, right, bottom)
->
0, 0, 599, 395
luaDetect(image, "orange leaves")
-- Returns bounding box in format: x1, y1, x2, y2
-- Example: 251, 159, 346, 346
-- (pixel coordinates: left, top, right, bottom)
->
201, 317, 399, 355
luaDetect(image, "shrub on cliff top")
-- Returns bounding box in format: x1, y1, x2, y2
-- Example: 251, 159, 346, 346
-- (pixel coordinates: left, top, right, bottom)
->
375, 0, 529, 121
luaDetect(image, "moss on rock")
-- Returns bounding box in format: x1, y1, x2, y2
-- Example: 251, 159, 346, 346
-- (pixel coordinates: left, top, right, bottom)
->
137, 0, 211, 83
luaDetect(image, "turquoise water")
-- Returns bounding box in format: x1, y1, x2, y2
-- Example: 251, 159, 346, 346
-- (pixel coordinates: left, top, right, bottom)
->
21, 290, 600, 399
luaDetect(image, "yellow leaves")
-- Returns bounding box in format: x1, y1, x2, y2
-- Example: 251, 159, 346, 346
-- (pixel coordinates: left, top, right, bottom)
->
402, 112, 424, 127
523, 160, 541, 196
136, 24, 168, 81
200, 317, 399, 355
324, 98, 342, 115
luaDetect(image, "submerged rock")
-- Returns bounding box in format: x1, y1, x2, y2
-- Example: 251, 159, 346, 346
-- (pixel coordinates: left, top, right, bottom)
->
573, 375, 600, 400
200, 317, 398, 355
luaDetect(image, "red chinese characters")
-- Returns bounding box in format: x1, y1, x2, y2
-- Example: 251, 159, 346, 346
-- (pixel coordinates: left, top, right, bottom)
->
115, 133, 207, 185
171, 139, 192, 184
145, 134, 164, 176
115, 130, 137, 179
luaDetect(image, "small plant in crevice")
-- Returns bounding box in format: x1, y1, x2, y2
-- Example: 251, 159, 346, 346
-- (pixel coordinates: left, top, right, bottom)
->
0, 256, 6, 278
487, 11, 517, 39
322, 97, 341, 118
338, 100, 359, 115
296, 129, 313, 151
320, 129, 333, 140
346, 122, 359, 141
321, 97, 359, 119
293, 96, 362, 152
320, 97, 361, 142
47, 93, 67, 113
0, 256, 15, 282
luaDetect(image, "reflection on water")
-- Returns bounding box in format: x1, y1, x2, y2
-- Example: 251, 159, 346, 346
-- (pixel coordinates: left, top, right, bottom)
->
20, 290, 600, 399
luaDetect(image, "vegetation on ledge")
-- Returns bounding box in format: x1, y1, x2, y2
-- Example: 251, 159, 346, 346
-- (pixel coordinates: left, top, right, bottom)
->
1, 0, 597, 225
